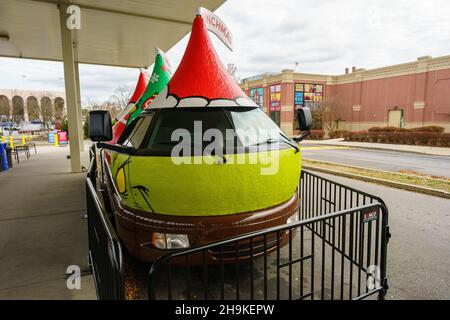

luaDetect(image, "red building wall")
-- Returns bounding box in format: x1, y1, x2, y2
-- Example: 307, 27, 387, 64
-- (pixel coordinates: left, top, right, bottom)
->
242, 56, 450, 135
326, 69, 450, 130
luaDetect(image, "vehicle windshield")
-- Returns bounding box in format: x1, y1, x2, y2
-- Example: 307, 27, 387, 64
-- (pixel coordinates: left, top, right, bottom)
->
227, 108, 284, 147
124, 107, 287, 153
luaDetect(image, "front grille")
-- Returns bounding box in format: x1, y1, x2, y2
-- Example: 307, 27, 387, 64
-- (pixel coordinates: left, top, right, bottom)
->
209, 232, 284, 260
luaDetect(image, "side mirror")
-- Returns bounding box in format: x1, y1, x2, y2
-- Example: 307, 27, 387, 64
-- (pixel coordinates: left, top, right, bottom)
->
293, 107, 313, 143
89, 110, 112, 142
297, 107, 313, 131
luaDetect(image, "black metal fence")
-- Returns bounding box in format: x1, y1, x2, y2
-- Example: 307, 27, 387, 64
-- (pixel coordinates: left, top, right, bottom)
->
86, 148, 389, 300
86, 147, 124, 300
147, 171, 390, 300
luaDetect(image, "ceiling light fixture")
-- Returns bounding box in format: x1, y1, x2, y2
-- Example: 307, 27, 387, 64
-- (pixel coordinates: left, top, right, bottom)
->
0, 32, 21, 58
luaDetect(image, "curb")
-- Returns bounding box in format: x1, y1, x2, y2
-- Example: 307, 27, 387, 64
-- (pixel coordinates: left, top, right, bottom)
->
303, 158, 450, 183
301, 143, 450, 157
303, 164, 450, 199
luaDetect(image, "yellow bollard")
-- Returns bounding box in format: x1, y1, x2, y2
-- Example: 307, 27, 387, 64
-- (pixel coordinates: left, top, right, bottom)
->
1, 135, 5, 143
9, 135, 14, 149
22, 134, 26, 145
54, 132, 59, 147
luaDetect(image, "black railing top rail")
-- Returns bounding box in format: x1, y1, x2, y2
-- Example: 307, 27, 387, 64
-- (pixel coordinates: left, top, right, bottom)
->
148, 203, 387, 298
86, 151, 124, 299
147, 169, 390, 300
301, 170, 388, 211
86, 176, 124, 273
150, 203, 382, 265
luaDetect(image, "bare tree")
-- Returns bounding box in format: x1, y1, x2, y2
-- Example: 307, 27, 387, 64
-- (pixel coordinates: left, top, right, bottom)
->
105, 101, 121, 118
312, 97, 346, 135
54, 97, 65, 122
83, 98, 101, 111
0, 95, 10, 121
12, 96, 25, 122
40, 96, 54, 131
109, 85, 132, 111
86, 98, 121, 118
26, 96, 40, 120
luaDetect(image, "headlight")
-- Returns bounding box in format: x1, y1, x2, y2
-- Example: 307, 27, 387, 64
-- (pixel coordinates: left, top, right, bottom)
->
152, 233, 190, 249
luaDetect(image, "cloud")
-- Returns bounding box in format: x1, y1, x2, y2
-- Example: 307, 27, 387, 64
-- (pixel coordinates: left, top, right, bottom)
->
1, 0, 450, 102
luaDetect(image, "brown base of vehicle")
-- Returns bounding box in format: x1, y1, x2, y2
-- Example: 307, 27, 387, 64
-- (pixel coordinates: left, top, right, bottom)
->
106, 184, 299, 265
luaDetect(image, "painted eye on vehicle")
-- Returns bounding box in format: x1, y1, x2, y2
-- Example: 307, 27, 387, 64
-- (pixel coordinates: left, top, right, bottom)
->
115, 157, 131, 196
116, 167, 126, 194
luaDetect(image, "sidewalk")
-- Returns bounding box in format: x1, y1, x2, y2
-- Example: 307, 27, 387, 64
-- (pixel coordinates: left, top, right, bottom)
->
0, 144, 95, 299
302, 138, 450, 156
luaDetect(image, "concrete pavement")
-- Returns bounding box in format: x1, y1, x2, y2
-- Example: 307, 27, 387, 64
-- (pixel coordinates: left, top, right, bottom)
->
0, 144, 96, 299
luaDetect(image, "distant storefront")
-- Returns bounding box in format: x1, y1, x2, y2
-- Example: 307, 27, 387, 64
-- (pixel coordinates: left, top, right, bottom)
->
241, 55, 450, 136
269, 84, 281, 125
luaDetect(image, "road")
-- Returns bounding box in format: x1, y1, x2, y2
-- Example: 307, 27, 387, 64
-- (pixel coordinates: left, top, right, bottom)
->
314, 172, 450, 300
301, 145, 450, 178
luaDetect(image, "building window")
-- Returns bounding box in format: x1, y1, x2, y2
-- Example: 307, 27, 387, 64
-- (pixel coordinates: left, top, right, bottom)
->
294, 83, 324, 131
294, 84, 304, 109
269, 85, 281, 126
295, 83, 323, 111
249, 87, 264, 109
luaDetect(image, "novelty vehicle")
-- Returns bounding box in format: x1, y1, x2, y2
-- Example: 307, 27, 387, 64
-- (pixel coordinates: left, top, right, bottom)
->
88, 8, 312, 263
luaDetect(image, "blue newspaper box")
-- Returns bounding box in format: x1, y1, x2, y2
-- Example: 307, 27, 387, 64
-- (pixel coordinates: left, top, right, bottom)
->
48, 132, 55, 144
0, 142, 8, 171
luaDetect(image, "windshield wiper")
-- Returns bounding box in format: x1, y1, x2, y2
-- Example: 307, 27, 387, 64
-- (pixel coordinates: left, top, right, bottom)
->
249, 134, 299, 154
278, 133, 300, 153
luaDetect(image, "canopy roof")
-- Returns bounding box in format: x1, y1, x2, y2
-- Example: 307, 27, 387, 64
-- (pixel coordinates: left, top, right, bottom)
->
0, 0, 226, 67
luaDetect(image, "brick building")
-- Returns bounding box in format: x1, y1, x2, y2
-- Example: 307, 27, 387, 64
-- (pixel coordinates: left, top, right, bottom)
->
241, 55, 450, 137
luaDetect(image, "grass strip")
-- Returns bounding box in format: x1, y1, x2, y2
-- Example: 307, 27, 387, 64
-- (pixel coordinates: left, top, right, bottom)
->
303, 159, 450, 193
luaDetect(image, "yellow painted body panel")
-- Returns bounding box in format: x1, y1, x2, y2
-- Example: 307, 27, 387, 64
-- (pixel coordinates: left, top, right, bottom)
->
110, 148, 301, 216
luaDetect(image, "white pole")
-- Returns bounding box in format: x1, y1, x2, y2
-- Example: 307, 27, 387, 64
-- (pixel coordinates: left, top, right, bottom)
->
59, 4, 82, 173
74, 62, 84, 152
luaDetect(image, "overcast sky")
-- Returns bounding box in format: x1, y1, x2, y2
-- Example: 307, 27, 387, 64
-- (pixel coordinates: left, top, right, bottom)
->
1, 0, 449, 104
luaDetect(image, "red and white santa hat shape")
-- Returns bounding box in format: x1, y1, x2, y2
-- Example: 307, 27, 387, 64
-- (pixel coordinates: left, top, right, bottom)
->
150, 11, 257, 108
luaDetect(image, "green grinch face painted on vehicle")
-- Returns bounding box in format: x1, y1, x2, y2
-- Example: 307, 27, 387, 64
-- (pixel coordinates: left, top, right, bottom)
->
111, 148, 301, 216
98, 11, 307, 264
126, 49, 172, 126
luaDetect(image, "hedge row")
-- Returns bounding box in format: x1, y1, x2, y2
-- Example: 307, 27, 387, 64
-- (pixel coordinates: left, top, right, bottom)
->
307, 130, 325, 140
344, 130, 450, 147
328, 130, 350, 139
367, 126, 445, 133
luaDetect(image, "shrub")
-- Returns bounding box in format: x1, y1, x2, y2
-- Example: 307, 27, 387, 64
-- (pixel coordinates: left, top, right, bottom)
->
307, 130, 325, 140
439, 133, 450, 147
345, 131, 369, 142
368, 126, 408, 132
328, 130, 349, 139
409, 126, 445, 133
368, 125, 445, 133
344, 130, 450, 147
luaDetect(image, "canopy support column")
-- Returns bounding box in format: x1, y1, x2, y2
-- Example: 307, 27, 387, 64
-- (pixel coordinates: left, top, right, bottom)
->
74, 62, 84, 152
59, 4, 82, 173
